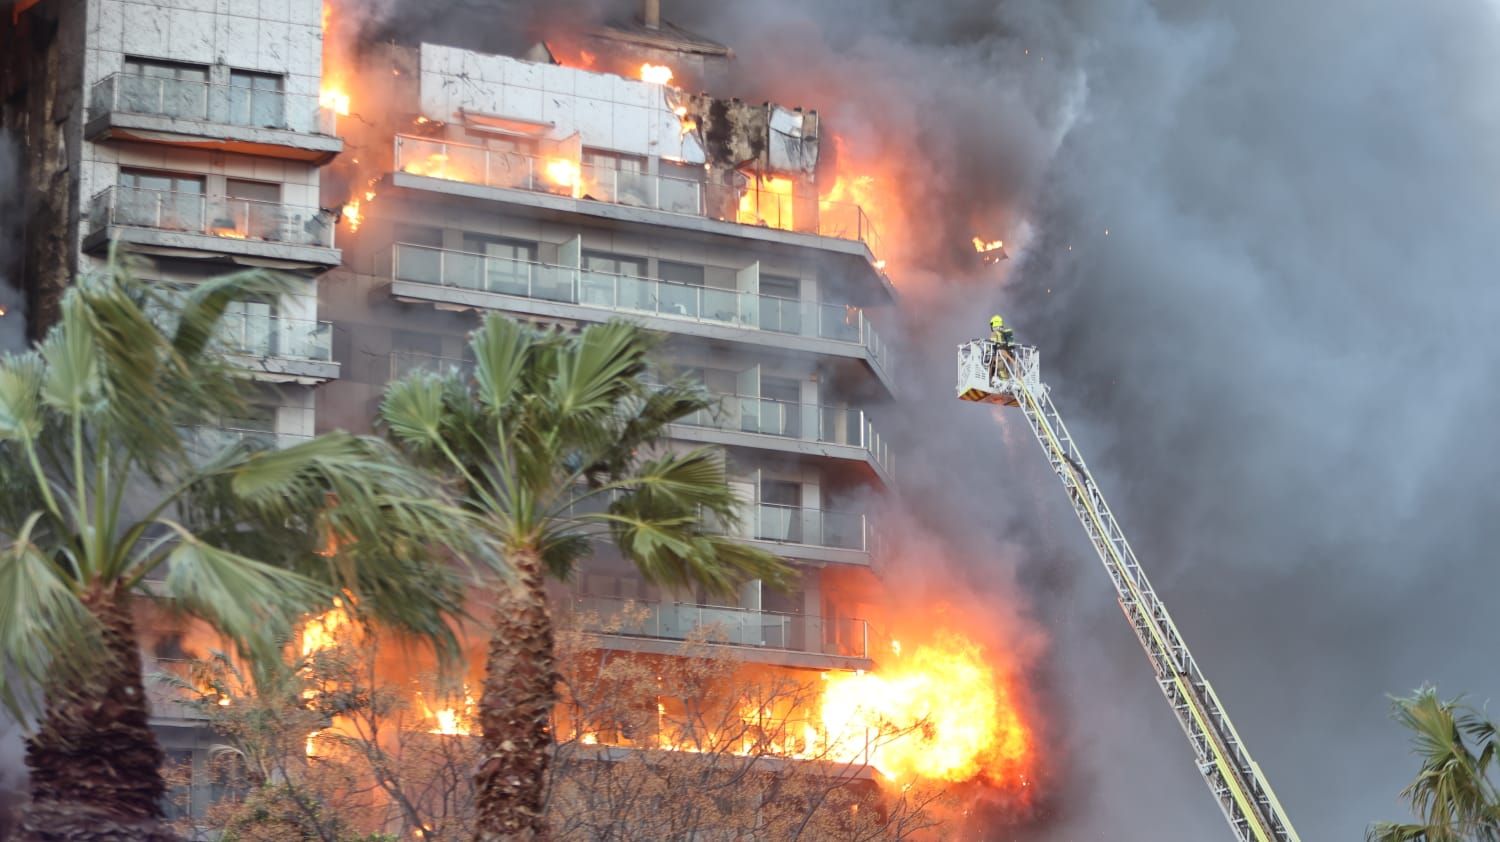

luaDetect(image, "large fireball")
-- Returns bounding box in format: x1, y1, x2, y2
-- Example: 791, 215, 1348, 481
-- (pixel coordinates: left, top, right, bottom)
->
822, 633, 1034, 788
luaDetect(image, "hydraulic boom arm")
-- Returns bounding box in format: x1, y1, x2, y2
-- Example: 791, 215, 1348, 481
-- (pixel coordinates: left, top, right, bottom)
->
957, 341, 1299, 842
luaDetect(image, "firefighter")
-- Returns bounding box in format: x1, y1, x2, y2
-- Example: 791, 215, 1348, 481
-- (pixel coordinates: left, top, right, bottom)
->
989, 314, 1015, 349
987, 314, 1015, 383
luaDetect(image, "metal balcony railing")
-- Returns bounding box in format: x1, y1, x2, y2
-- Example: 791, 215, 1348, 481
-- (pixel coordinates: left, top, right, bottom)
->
673, 391, 893, 475
393, 134, 882, 258
752, 503, 870, 552
569, 594, 869, 659
390, 243, 892, 375
89, 73, 337, 135
215, 313, 333, 362
89, 186, 335, 249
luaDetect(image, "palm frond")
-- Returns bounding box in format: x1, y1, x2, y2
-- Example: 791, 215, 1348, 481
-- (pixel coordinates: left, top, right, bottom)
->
158, 523, 330, 665
0, 352, 45, 443
471, 313, 535, 413
0, 514, 99, 717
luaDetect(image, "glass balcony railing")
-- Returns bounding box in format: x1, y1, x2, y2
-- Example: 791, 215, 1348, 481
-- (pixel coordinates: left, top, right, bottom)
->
672, 391, 893, 475
752, 503, 870, 552
214, 313, 333, 362
89, 186, 335, 249
569, 595, 869, 659
89, 73, 337, 135
388, 350, 474, 380
393, 134, 882, 258
390, 243, 892, 375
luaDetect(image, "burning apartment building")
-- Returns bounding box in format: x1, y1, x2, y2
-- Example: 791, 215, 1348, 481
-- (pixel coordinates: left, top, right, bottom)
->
0, 0, 1033, 832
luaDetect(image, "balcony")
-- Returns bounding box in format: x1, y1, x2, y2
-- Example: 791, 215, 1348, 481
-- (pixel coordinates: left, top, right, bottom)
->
674, 393, 893, 484
388, 243, 893, 391
388, 350, 473, 380
567, 595, 871, 670
85, 186, 340, 268
752, 504, 871, 552
215, 313, 339, 383
87, 74, 342, 163
391, 134, 882, 264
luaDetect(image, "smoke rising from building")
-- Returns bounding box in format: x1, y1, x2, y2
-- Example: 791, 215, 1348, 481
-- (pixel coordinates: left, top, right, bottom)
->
565, 1, 1496, 838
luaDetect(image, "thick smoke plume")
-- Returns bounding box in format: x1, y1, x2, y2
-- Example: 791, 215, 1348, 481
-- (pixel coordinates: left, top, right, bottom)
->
341, 0, 1500, 837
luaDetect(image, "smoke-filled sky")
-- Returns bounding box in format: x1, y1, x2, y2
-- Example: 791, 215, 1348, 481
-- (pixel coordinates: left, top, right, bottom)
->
660, 2, 1500, 837
347, 0, 1500, 836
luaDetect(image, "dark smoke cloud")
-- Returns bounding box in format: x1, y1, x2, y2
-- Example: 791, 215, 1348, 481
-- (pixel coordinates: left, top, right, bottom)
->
673, 1, 1500, 838
356, 0, 1500, 837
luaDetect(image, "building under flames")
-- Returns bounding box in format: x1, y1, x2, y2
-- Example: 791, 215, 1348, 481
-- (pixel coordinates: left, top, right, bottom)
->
0, 0, 950, 826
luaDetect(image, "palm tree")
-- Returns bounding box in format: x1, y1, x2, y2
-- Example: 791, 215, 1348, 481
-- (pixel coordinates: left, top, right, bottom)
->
0, 256, 485, 840
1369, 687, 1500, 841
379, 314, 791, 841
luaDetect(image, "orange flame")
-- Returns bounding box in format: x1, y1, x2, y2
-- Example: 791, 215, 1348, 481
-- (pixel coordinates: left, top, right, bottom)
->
211, 227, 248, 240
973, 236, 1004, 253
737, 174, 796, 230
639, 63, 675, 85
418, 690, 478, 736
300, 599, 352, 657
543, 157, 582, 197
820, 634, 1032, 786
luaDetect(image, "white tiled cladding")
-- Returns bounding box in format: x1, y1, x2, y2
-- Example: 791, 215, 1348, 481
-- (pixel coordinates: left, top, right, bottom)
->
79, 0, 331, 416
418, 44, 701, 164
82, 0, 327, 205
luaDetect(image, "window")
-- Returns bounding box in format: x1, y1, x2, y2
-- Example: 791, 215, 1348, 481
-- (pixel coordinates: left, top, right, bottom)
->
760, 479, 804, 542
760, 376, 802, 437
659, 160, 704, 215
121, 57, 208, 119
584, 251, 650, 312
657, 261, 704, 318
462, 235, 538, 296
227, 69, 285, 128
116, 169, 204, 231
583, 252, 646, 277
222, 179, 281, 241
760, 274, 802, 334
393, 226, 444, 283
582, 148, 648, 205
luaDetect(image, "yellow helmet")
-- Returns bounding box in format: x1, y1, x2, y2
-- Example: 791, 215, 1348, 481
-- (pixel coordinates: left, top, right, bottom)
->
990, 315, 1004, 329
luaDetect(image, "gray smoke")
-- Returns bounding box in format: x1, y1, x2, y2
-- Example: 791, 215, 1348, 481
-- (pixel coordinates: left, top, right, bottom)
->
671, 1, 1500, 838
354, 0, 1500, 837
0, 132, 25, 353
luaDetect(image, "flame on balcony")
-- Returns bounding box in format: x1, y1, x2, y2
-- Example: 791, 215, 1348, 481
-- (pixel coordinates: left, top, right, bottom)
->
737, 174, 796, 230
639, 63, 675, 86
211, 226, 248, 239
544, 157, 582, 195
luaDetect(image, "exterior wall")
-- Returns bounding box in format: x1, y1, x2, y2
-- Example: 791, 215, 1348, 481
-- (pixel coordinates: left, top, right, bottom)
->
418, 44, 705, 166
326, 44, 895, 673
80, 0, 332, 439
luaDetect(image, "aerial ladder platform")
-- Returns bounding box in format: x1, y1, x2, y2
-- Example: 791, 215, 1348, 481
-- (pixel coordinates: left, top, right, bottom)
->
957, 340, 1300, 842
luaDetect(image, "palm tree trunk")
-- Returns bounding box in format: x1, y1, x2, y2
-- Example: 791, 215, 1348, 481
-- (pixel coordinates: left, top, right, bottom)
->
19, 585, 179, 841
474, 549, 556, 841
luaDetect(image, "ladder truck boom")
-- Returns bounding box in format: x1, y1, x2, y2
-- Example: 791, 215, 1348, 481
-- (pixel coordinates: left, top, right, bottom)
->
957, 340, 1300, 842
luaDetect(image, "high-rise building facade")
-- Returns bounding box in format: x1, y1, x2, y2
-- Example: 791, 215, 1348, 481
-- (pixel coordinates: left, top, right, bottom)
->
1, 0, 897, 824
